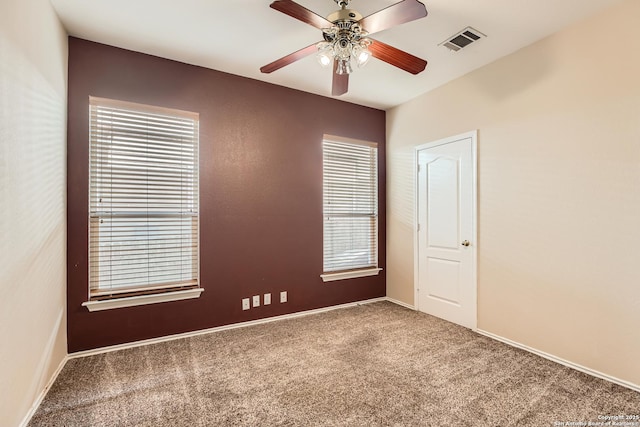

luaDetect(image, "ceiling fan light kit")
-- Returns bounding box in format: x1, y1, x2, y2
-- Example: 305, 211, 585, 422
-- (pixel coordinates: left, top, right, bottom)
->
316, 20, 372, 75
261, 0, 429, 96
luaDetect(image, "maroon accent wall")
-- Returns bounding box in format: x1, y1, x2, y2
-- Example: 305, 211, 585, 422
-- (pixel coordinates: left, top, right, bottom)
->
67, 38, 386, 352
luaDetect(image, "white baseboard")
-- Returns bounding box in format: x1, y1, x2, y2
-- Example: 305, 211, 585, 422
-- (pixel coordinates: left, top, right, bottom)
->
70, 297, 388, 359
385, 297, 415, 310
19, 355, 69, 427
476, 329, 640, 394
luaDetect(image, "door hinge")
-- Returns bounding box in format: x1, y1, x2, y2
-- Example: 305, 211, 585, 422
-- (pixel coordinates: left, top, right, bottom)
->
417, 164, 421, 173
417, 224, 421, 232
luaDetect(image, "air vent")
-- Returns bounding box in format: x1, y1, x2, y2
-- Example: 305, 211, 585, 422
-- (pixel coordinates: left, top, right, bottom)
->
440, 27, 486, 52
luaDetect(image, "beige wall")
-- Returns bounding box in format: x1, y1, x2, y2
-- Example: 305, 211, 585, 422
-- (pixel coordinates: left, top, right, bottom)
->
387, 0, 640, 386
0, 0, 68, 425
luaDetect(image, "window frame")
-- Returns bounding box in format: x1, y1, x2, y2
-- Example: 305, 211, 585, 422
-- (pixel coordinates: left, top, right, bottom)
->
321, 134, 382, 282
82, 96, 203, 312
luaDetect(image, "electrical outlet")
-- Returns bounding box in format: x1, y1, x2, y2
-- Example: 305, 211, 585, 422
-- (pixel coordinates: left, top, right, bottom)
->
252, 295, 260, 307
264, 293, 271, 305
280, 291, 287, 303
242, 298, 250, 311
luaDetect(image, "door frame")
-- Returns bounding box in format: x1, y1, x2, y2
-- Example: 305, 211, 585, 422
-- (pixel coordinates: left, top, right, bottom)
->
413, 130, 478, 330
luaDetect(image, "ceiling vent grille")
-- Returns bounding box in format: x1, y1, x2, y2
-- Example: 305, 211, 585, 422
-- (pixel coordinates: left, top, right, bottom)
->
440, 27, 486, 51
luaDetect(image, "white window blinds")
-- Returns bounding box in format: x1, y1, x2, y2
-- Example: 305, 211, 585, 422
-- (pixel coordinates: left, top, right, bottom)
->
323, 137, 378, 273
89, 97, 199, 299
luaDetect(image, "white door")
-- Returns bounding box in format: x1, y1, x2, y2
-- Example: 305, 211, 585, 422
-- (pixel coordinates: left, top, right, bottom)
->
416, 132, 476, 329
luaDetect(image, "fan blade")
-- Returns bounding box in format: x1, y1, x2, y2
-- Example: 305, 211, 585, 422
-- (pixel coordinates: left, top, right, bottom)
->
270, 0, 333, 29
369, 39, 427, 75
332, 61, 349, 96
260, 43, 320, 74
359, 0, 428, 35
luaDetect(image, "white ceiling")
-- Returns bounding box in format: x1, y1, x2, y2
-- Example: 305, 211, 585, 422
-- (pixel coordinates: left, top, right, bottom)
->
50, 0, 621, 110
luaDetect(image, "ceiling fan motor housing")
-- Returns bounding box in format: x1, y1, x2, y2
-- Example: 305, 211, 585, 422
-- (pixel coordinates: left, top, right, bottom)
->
324, 8, 365, 47
327, 9, 363, 24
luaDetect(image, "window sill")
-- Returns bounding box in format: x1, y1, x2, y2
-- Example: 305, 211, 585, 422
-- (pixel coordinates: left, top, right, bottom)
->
82, 288, 204, 312
321, 268, 382, 282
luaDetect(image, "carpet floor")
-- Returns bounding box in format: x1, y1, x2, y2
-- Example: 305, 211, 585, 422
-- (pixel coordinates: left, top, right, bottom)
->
29, 302, 640, 426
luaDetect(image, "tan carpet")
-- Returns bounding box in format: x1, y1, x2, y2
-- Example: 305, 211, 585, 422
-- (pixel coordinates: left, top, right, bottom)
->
29, 302, 640, 426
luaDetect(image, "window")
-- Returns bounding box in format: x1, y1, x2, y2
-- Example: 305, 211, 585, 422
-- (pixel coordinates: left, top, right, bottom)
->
84, 97, 202, 311
321, 135, 381, 282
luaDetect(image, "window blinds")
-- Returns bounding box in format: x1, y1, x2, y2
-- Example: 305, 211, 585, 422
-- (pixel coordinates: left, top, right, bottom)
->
89, 97, 199, 298
323, 138, 378, 273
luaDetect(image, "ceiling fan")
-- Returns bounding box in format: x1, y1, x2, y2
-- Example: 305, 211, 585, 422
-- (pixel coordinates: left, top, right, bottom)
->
260, 0, 429, 96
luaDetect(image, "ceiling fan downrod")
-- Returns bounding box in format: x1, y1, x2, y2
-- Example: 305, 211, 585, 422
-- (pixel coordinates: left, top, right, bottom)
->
334, 0, 350, 9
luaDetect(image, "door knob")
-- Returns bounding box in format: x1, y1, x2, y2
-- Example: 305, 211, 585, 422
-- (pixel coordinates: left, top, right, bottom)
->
461, 240, 470, 247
